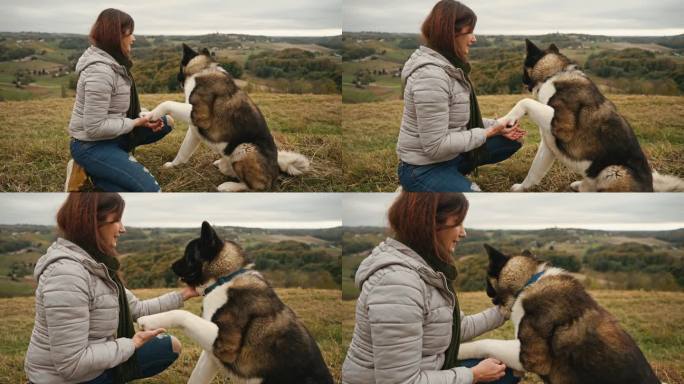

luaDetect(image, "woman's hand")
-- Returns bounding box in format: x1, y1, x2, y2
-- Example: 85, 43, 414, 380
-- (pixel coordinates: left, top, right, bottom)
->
471, 358, 506, 383
501, 122, 526, 141
132, 115, 164, 132
180, 286, 200, 301
132, 328, 166, 349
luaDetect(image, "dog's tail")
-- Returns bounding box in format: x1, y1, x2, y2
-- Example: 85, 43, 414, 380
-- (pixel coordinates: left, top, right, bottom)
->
277, 150, 310, 176
652, 171, 684, 192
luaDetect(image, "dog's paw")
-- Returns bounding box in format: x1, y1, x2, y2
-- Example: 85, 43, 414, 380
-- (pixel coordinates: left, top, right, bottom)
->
137, 314, 168, 331
510, 183, 527, 192
162, 161, 176, 169
569, 181, 582, 192
217, 182, 249, 192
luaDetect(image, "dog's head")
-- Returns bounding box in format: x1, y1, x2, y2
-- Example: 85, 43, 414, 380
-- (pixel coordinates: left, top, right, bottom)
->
522, 39, 573, 92
484, 244, 542, 308
172, 221, 250, 287
177, 43, 214, 89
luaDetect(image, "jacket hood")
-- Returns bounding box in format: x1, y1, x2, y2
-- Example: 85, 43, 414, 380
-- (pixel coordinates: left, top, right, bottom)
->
75, 46, 127, 77
401, 45, 465, 85
34, 238, 108, 280
355, 237, 451, 295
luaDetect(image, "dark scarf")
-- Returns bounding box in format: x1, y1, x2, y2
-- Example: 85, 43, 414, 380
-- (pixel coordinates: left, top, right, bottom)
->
105, 47, 143, 151
439, 50, 487, 173
407, 239, 461, 370
422, 250, 462, 370
87, 247, 139, 384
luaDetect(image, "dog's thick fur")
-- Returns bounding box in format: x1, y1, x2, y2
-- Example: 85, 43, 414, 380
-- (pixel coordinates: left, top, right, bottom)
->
498, 39, 683, 192
142, 44, 309, 191
137, 222, 333, 384
457, 244, 660, 384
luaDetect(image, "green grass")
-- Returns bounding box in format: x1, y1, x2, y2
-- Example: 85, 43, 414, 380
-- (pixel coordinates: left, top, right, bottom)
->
0, 93, 342, 191
342, 94, 684, 191
0, 287, 343, 383
341, 290, 684, 384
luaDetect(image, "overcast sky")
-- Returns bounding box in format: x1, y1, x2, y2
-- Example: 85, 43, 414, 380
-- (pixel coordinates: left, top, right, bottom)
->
0, 193, 341, 229
343, 193, 684, 231
344, 0, 684, 36
0, 0, 341, 36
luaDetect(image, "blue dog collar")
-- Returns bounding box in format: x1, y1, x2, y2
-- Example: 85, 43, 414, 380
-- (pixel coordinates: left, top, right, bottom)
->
515, 271, 545, 297
203, 268, 248, 295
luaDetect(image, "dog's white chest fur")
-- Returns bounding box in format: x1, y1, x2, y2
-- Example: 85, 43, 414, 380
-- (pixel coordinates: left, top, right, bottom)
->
202, 280, 231, 320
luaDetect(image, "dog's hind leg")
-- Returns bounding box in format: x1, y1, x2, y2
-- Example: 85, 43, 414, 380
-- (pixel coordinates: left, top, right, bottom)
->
163, 125, 202, 168
458, 339, 524, 372
138, 310, 218, 352
187, 350, 220, 384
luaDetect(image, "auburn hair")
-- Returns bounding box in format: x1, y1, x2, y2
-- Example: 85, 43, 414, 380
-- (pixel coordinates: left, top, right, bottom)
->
56, 193, 125, 256
388, 192, 469, 264
421, 0, 477, 61
89, 8, 134, 63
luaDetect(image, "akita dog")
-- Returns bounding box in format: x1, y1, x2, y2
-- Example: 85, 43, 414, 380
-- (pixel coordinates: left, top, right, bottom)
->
142, 44, 310, 191
137, 222, 333, 384
498, 39, 683, 192
457, 244, 661, 384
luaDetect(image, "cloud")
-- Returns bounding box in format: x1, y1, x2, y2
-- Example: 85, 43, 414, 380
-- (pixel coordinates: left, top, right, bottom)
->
0, 0, 342, 36
343, 0, 684, 36
0, 193, 342, 228
342, 193, 684, 230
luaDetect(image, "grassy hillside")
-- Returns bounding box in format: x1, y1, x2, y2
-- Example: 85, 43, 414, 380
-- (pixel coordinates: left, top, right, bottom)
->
342, 94, 684, 191
0, 288, 343, 383
0, 93, 341, 191
341, 290, 684, 384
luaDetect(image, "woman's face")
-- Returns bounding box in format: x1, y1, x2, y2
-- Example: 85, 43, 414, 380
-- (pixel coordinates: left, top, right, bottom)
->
121, 30, 135, 56
98, 212, 125, 250
454, 26, 476, 58
437, 215, 467, 254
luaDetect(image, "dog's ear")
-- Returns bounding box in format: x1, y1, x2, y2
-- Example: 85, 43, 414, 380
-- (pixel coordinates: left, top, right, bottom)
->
522, 249, 534, 257
200, 221, 222, 249
484, 244, 509, 276
525, 39, 542, 57
182, 43, 198, 61
201, 47, 211, 56
548, 43, 559, 54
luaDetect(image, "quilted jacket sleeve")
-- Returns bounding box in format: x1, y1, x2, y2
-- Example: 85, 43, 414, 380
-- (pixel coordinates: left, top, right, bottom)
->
81, 63, 135, 140
459, 306, 506, 342
367, 267, 473, 384
42, 260, 135, 381
410, 67, 486, 161
126, 289, 184, 320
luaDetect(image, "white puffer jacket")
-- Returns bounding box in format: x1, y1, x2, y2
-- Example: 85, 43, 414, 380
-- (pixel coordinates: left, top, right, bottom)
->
342, 237, 506, 384
397, 46, 497, 166
24, 238, 183, 384
68, 46, 136, 141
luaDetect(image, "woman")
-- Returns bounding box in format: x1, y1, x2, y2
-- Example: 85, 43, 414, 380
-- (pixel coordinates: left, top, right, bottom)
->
67, 8, 174, 192
25, 193, 199, 383
397, 0, 526, 192
342, 192, 520, 384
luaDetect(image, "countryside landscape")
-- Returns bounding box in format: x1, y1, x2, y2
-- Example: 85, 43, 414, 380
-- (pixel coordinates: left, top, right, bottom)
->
342, 226, 684, 383
341, 32, 684, 191
0, 32, 342, 191
0, 223, 343, 382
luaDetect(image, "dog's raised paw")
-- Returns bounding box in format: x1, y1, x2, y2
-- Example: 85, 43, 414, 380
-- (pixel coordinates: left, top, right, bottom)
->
137, 314, 166, 331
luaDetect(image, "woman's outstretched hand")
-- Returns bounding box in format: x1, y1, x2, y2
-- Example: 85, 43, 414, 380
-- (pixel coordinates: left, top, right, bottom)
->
132, 328, 166, 349
485, 119, 526, 140
179, 285, 200, 301
471, 358, 507, 383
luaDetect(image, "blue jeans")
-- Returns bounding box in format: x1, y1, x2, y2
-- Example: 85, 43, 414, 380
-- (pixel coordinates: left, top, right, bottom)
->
459, 359, 522, 384
398, 136, 522, 192
70, 117, 172, 192
81, 334, 179, 384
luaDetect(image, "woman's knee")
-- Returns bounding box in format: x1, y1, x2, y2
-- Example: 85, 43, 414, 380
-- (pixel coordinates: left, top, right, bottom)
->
170, 335, 182, 354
